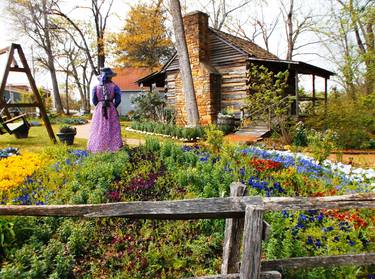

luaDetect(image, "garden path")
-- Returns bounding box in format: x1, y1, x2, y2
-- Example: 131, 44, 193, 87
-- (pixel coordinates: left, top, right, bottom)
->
73, 122, 144, 146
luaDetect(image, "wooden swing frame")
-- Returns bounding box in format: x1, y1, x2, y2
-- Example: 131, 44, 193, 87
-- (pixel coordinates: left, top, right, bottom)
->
0, 43, 56, 143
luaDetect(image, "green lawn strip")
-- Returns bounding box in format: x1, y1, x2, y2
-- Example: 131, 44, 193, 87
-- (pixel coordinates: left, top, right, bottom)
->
0, 125, 87, 153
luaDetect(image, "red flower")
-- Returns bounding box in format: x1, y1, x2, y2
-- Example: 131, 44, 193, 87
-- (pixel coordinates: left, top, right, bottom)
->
250, 157, 282, 172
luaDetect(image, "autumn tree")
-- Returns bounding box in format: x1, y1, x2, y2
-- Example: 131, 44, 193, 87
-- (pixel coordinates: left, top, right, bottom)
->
114, 1, 173, 70
7, 0, 65, 113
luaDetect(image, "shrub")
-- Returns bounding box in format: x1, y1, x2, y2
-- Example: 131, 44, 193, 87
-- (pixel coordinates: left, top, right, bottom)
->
308, 129, 337, 164
306, 92, 375, 149
205, 125, 224, 153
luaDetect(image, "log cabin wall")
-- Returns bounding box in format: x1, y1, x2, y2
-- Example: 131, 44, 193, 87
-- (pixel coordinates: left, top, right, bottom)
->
165, 28, 249, 123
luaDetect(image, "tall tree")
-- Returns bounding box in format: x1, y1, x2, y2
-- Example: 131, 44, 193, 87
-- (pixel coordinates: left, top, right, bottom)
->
7, 0, 65, 113
197, 0, 255, 30
54, 22, 93, 113
169, 0, 199, 127
51, 0, 114, 75
336, 0, 375, 94
113, 1, 173, 70
316, 0, 374, 97
280, 0, 315, 60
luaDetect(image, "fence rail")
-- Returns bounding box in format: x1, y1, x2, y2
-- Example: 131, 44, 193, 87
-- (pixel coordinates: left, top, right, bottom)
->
0, 183, 373, 279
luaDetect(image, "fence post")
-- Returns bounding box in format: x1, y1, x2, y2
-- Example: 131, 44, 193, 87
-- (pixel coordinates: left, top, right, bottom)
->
221, 182, 246, 274
240, 205, 263, 279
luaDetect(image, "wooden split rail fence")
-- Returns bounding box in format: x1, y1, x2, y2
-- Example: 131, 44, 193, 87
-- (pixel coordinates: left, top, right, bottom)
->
0, 182, 374, 279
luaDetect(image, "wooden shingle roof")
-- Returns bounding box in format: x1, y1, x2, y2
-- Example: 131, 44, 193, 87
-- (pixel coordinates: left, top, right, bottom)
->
209, 28, 279, 60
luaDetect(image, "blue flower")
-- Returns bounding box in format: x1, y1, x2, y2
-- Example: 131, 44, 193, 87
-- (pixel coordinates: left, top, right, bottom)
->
282, 210, 289, 218
315, 239, 322, 248
298, 214, 308, 222
323, 226, 334, 233
317, 213, 324, 222
239, 167, 245, 177
306, 236, 314, 245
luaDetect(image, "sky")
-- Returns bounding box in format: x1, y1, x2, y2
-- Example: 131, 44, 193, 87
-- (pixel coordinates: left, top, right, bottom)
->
0, 0, 338, 93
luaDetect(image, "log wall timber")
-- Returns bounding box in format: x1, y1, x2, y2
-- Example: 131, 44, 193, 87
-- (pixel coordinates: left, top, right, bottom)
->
209, 31, 247, 66
217, 64, 248, 110
165, 64, 248, 118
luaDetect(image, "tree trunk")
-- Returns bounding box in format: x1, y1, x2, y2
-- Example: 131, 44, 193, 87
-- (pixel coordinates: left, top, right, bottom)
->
42, 0, 64, 114
286, 0, 294, 60
71, 62, 87, 113
97, 33, 105, 69
47, 55, 64, 113
65, 72, 70, 115
169, 0, 199, 127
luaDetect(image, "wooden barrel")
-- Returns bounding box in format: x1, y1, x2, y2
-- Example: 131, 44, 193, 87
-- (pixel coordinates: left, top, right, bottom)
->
217, 116, 235, 126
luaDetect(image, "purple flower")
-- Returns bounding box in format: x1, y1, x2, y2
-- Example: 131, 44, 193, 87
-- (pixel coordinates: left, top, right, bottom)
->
315, 239, 322, 248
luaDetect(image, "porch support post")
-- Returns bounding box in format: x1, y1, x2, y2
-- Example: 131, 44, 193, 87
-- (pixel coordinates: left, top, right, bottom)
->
324, 78, 328, 105
312, 74, 316, 108
295, 71, 299, 118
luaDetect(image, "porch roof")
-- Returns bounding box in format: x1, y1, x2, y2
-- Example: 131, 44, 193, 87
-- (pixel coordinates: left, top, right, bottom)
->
248, 57, 335, 79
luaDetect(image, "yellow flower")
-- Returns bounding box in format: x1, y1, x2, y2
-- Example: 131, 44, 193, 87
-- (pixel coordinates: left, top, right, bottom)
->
0, 152, 43, 193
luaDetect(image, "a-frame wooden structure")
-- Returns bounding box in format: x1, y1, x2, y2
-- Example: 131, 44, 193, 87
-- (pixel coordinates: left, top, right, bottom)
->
0, 43, 56, 143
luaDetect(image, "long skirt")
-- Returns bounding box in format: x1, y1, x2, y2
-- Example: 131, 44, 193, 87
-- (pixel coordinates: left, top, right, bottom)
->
87, 103, 123, 153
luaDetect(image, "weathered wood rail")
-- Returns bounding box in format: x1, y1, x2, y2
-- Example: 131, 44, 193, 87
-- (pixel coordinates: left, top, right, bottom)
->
0, 182, 373, 279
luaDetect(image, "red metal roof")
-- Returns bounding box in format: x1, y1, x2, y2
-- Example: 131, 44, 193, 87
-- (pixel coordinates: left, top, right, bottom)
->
112, 67, 152, 91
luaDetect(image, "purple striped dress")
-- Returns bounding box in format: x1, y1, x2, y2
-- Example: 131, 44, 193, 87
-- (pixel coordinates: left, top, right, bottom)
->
87, 83, 123, 153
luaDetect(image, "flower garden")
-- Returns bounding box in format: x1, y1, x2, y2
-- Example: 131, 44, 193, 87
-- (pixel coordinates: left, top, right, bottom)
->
0, 141, 374, 278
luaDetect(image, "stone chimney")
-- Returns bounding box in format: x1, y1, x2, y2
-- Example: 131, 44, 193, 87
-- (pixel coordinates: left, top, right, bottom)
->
175, 11, 220, 125
183, 11, 210, 63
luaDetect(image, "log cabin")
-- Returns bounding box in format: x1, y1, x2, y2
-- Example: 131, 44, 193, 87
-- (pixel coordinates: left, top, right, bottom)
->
137, 11, 334, 126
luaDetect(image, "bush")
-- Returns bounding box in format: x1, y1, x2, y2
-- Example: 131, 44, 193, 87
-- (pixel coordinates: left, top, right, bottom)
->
308, 129, 337, 163
131, 90, 175, 123
130, 121, 204, 141
306, 92, 375, 149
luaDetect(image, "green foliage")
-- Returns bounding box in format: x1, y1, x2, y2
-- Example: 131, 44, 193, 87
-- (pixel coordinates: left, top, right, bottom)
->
131, 120, 204, 141
293, 122, 308, 147
1, 141, 373, 278
306, 92, 375, 149
308, 129, 337, 164
205, 125, 224, 153
0, 218, 15, 254
49, 116, 88, 125
131, 90, 175, 123
246, 64, 294, 143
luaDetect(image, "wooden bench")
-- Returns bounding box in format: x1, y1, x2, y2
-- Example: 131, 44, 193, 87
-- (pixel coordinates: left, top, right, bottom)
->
0, 114, 30, 138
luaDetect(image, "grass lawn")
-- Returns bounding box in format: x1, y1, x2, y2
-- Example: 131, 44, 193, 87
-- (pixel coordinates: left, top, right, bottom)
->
0, 125, 87, 153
